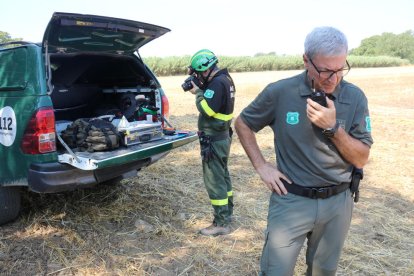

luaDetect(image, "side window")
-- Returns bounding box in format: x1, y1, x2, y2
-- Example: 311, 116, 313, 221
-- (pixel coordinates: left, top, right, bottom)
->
0, 47, 27, 91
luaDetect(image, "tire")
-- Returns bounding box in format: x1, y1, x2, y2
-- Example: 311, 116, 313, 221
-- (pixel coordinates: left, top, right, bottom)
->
0, 187, 21, 225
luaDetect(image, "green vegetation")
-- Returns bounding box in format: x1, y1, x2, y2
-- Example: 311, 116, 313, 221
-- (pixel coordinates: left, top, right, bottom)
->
0, 31, 22, 44
144, 55, 409, 76
348, 55, 410, 68
143, 55, 307, 76
2, 29, 413, 76
144, 30, 414, 76
351, 30, 414, 63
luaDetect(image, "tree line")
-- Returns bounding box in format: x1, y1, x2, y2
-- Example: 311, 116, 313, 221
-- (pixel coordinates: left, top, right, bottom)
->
350, 30, 414, 63
1, 30, 413, 76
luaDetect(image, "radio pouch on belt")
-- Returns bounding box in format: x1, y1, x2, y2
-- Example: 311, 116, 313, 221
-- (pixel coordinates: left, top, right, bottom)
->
198, 132, 213, 162
350, 167, 364, 202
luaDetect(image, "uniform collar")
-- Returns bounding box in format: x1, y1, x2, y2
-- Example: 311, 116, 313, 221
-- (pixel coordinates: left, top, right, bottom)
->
213, 68, 229, 77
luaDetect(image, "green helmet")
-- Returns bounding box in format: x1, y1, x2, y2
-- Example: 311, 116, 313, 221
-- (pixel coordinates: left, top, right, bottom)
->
190, 49, 218, 72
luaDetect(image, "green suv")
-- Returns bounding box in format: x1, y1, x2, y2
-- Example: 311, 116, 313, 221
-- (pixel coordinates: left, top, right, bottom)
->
0, 12, 197, 225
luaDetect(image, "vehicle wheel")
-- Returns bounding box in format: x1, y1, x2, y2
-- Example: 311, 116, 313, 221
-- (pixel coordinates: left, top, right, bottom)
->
0, 187, 21, 225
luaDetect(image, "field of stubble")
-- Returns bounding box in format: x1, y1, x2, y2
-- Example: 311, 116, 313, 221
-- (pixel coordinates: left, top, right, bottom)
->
0, 67, 413, 275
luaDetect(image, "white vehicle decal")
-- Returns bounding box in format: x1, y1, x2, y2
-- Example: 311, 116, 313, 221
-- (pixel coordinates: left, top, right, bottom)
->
0, 106, 17, 147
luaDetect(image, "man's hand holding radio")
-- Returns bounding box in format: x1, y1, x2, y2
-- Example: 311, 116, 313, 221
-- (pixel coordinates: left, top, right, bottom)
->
306, 96, 337, 130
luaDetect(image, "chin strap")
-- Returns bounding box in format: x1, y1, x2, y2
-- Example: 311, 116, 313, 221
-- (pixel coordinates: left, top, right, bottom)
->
199, 64, 217, 89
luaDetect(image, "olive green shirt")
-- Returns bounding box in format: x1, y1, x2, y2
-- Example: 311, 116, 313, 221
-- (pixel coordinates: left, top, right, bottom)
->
240, 71, 374, 187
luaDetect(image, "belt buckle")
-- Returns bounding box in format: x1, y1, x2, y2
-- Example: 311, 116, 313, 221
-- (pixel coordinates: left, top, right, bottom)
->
310, 187, 328, 199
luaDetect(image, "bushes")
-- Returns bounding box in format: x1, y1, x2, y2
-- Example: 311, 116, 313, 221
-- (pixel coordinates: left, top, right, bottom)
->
348, 55, 410, 68
144, 56, 191, 76
143, 54, 410, 76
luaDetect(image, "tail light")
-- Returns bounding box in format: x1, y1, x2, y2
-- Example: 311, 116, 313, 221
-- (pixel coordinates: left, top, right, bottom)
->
161, 95, 170, 128
21, 107, 56, 154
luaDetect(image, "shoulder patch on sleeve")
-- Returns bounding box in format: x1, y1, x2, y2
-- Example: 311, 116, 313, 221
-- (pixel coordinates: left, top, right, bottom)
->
365, 116, 371, 132
204, 89, 215, 99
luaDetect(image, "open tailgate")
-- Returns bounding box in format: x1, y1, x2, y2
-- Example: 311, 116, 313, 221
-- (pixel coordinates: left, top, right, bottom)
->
58, 131, 198, 170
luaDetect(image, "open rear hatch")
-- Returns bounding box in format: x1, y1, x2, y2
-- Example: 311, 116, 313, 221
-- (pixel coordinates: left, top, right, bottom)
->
42, 12, 171, 54
42, 12, 197, 170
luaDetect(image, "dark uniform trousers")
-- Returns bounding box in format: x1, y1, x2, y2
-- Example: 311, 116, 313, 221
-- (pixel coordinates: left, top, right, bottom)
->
202, 136, 233, 226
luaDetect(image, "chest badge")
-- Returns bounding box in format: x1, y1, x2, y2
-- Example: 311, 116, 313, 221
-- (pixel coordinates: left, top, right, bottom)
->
286, 112, 299, 125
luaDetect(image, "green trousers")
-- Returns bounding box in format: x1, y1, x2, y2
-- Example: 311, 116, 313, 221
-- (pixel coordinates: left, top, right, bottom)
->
202, 137, 233, 226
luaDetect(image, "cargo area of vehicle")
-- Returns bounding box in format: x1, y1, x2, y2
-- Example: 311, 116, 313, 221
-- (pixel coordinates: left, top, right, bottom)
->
49, 53, 198, 167
49, 53, 160, 121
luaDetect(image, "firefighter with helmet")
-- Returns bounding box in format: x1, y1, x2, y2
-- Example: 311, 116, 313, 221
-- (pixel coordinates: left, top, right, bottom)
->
184, 49, 236, 236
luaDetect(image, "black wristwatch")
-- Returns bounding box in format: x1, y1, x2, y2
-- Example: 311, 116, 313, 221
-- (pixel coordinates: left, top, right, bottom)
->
322, 122, 340, 138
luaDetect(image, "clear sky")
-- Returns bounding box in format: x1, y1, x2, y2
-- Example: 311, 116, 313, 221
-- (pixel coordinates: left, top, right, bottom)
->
1, 0, 413, 57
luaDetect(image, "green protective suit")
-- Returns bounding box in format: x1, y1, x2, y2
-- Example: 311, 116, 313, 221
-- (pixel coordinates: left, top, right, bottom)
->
195, 68, 236, 226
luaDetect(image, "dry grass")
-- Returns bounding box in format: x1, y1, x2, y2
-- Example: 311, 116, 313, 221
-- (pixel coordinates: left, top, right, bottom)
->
1, 67, 413, 275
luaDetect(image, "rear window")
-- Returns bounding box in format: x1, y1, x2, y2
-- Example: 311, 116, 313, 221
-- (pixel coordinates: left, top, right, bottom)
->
0, 47, 28, 91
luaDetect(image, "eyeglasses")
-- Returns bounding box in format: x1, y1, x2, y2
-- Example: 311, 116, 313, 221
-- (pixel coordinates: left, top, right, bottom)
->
309, 58, 351, 80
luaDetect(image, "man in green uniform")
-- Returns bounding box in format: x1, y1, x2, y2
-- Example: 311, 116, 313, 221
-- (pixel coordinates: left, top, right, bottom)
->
235, 27, 373, 275
185, 49, 236, 236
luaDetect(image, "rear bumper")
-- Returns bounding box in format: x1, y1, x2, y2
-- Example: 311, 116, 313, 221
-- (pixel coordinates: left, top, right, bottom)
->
27, 152, 168, 193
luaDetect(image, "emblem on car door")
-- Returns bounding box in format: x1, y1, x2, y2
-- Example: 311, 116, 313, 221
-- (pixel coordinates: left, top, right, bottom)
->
0, 106, 17, 146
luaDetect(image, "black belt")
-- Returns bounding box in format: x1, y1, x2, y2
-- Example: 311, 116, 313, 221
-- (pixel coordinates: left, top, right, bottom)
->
199, 129, 232, 142
282, 179, 351, 199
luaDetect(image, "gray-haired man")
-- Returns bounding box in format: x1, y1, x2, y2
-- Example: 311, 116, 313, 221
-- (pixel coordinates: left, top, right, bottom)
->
235, 26, 373, 275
